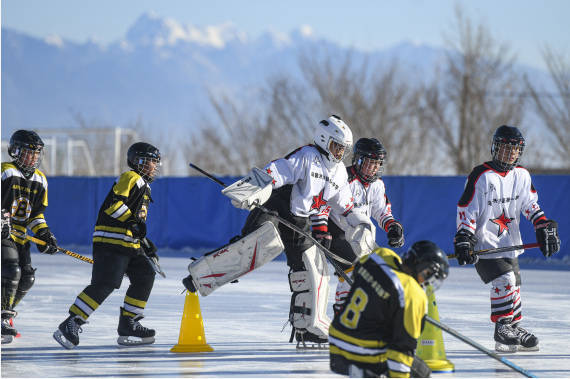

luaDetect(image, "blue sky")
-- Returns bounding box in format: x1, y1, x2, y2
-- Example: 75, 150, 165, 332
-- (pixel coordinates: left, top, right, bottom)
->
2, 0, 569, 70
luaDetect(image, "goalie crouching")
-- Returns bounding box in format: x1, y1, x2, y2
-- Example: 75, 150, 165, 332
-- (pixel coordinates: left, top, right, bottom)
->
184, 115, 376, 348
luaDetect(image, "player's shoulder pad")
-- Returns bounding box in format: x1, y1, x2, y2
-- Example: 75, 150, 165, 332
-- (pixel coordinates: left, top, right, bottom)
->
371, 247, 402, 269
458, 163, 492, 207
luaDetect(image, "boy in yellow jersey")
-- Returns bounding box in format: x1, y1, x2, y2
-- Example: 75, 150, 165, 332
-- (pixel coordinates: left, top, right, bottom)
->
2, 130, 59, 344
329, 241, 449, 377
53, 142, 161, 349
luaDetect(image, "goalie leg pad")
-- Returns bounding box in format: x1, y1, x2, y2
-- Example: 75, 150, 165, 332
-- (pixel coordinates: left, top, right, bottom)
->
187, 221, 284, 296
289, 245, 331, 338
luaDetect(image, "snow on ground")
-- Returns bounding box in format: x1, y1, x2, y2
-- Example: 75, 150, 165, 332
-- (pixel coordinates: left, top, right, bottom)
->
1, 253, 569, 378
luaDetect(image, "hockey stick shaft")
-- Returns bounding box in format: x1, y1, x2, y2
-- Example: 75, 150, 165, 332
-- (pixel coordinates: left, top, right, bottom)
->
188, 163, 354, 282
14, 232, 94, 264
447, 243, 540, 259
425, 316, 536, 378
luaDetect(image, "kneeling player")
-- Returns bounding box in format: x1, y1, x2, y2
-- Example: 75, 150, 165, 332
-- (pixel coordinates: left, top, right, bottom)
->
53, 142, 162, 349
329, 241, 449, 378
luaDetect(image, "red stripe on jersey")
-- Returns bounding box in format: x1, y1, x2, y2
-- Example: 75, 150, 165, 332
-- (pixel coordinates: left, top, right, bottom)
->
312, 225, 328, 232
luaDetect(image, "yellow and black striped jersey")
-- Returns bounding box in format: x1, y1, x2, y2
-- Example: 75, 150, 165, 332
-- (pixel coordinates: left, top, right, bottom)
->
1, 162, 50, 245
329, 247, 428, 378
92, 170, 151, 252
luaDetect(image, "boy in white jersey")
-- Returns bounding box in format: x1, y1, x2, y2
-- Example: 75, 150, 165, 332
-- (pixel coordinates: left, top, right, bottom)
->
328, 138, 404, 311
454, 125, 560, 352
184, 115, 365, 346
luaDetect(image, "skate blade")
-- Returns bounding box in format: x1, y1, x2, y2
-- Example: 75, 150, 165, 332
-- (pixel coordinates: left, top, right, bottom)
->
53, 329, 77, 350
495, 342, 518, 353
296, 342, 329, 351
518, 345, 539, 352
2, 334, 14, 344
117, 335, 155, 346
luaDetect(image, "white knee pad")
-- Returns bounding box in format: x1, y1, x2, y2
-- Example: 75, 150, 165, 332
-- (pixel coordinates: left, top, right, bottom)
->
187, 221, 284, 296
289, 245, 331, 338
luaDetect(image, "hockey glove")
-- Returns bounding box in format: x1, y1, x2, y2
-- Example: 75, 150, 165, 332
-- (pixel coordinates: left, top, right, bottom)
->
1, 209, 11, 240
35, 228, 58, 255
534, 219, 560, 258
454, 229, 478, 265
129, 220, 147, 239
141, 237, 158, 261
312, 230, 332, 250
386, 221, 404, 248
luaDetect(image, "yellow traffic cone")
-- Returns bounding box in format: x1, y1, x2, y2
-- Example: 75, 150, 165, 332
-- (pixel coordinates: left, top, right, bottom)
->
416, 285, 454, 373
170, 291, 214, 353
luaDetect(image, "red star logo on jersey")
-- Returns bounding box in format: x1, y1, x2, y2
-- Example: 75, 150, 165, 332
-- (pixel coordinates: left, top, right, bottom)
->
311, 189, 327, 210
505, 284, 512, 291
494, 286, 500, 294
490, 210, 512, 237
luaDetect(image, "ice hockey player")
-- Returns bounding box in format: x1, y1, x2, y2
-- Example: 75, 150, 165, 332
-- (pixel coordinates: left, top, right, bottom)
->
53, 142, 162, 349
1, 130, 60, 344
454, 125, 560, 353
183, 115, 375, 348
329, 241, 449, 378
327, 137, 404, 313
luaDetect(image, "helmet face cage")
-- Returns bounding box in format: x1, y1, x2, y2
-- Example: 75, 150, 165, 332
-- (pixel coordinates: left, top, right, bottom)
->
314, 115, 353, 166
491, 126, 525, 171
491, 139, 525, 171
8, 130, 45, 176
352, 138, 386, 182
418, 262, 448, 291
327, 138, 349, 163
127, 142, 161, 182
133, 156, 161, 182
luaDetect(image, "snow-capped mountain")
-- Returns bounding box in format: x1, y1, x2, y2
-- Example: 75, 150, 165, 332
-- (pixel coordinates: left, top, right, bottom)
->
0, 13, 550, 140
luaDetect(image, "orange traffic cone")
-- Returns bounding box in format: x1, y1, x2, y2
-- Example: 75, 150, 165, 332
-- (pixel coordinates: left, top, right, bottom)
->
416, 285, 454, 373
170, 291, 214, 353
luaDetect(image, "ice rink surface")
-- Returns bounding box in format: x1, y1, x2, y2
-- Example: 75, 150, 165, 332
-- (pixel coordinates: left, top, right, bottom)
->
1, 252, 569, 378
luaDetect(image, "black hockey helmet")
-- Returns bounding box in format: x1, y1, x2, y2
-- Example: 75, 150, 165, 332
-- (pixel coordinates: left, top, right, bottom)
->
491, 125, 525, 172
402, 240, 449, 291
127, 142, 161, 182
8, 130, 45, 176
352, 137, 386, 183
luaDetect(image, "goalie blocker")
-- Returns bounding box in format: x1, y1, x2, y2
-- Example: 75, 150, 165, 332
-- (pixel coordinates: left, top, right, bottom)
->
183, 222, 285, 296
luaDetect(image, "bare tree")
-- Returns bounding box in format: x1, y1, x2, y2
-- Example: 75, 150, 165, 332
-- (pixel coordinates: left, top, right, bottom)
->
186, 50, 424, 175
525, 46, 570, 168
418, 7, 526, 174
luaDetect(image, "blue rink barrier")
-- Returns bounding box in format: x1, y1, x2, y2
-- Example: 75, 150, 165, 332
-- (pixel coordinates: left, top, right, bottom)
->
43, 175, 569, 264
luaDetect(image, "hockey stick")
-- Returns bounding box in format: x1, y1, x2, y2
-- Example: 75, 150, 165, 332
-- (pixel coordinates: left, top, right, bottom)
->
189, 163, 353, 282
141, 238, 166, 278
12, 232, 94, 264
447, 243, 540, 259
425, 316, 536, 378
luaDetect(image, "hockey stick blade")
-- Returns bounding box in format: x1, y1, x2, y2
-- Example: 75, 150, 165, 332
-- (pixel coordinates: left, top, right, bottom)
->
447, 242, 540, 259
144, 254, 166, 278
425, 316, 537, 378
188, 163, 353, 282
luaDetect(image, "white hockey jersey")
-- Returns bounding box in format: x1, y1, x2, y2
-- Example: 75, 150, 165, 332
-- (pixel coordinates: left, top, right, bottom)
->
264, 145, 354, 231
456, 163, 545, 259
329, 166, 395, 232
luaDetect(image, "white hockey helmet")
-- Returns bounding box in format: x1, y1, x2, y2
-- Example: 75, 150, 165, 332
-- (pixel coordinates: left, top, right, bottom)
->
314, 115, 353, 168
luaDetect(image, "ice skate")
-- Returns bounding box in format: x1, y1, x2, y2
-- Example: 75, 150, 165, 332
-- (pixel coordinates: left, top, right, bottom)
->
117, 307, 155, 346
2, 319, 17, 344
294, 328, 328, 351
494, 320, 520, 353
513, 324, 539, 351
53, 314, 87, 350
1, 311, 18, 344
